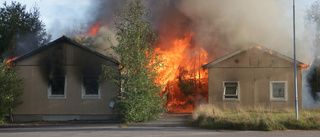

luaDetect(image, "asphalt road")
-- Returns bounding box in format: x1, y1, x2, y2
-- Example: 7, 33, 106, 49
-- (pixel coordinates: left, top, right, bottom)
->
1, 114, 320, 137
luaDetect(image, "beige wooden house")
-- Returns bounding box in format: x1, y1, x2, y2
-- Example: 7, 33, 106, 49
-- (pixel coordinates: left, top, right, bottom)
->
12, 36, 119, 121
203, 46, 306, 110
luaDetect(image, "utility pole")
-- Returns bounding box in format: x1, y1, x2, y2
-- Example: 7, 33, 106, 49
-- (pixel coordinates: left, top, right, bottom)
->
293, 0, 299, 120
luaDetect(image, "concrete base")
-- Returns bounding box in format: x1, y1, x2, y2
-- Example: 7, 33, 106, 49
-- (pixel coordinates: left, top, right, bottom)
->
12, 114, 116, 122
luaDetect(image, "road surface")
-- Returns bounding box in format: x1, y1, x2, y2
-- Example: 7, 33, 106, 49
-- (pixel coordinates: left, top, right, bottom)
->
1, 114, 319, 137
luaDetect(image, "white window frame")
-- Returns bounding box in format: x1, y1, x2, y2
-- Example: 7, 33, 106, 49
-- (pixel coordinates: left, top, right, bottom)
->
270, 81, 287, 101
223, 81, 240, 101
48, 75, 67, 99
82, 76, 101, 99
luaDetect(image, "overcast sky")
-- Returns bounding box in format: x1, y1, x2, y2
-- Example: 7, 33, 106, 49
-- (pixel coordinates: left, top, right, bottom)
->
3, 0, 318, 39
4, 0, 95, 39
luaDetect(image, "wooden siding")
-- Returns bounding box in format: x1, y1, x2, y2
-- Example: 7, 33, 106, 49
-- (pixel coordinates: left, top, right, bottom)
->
207, 49, 303, 110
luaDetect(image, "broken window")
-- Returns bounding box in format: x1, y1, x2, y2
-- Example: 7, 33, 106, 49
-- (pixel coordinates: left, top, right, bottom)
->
48, 76, 66, 99
82, 76, 100, 99
223, 81, 239, 100
270, 81, 287, 101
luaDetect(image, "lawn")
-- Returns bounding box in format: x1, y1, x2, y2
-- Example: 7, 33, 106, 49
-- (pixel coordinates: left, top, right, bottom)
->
188, 104, 320, 131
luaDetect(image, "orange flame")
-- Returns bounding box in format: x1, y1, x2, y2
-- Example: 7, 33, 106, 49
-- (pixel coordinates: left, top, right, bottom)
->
254, 46, 309, 69
255, 46, 274, 55
299, 64, 309, 70
256, 46, 262, 50
157, 32, 209, 113
6, 56, 20, 68
82, 22, 100, 36
157, 33, 208, 84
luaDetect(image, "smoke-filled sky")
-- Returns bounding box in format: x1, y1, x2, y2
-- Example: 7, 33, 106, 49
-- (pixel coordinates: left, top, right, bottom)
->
3, 0, 316, 39
2, 0, 319, 63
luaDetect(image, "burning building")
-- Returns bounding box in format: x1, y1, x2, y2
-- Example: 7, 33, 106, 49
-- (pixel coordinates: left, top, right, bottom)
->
156, 32, 209, 113
203, 46, 308, 110
65, 0, 313, 113
10, 0, 315, 119
11, 36, 119, 121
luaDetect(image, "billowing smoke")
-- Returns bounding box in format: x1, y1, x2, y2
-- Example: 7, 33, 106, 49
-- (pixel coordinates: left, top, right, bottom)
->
148, 0, 313, 62
302, 1, 320, 109
73, 26, 118, 58
80, 0, 313, 61
74, 0, 318, 108
303, 60, 320, 109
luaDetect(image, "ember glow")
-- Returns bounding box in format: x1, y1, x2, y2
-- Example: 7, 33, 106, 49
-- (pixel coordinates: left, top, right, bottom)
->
6, 56, 20, 68
250, 46, 310, 70
300, 64, 309, 70
257, 46, 262, 50
250, 46, 275, 56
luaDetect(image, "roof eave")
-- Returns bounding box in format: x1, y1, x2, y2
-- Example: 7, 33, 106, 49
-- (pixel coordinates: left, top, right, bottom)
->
202, 46, 309, 69
12, 35, 119, 65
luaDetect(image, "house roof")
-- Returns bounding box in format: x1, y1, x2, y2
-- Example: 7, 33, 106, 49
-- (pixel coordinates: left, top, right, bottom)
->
202, 46, 308, 69
12, 35, 119, 65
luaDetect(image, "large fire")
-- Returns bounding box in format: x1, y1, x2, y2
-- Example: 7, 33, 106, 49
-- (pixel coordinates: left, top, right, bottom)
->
157, 32, 209, 113
84, 22, 209, 113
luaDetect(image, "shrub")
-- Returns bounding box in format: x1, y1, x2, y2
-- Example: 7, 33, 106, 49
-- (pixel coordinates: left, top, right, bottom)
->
0, 59, 23, 123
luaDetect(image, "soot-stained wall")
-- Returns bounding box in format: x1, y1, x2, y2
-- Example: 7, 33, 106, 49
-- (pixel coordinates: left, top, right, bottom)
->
12, 38, 119, 119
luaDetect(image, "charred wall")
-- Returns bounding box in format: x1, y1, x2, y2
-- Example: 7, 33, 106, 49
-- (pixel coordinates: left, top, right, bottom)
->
29, 42, 114, 82
13, 41, 119, 115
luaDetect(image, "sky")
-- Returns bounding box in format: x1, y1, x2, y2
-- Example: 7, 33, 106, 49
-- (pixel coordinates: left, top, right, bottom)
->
3, 0, 96, 39
2, 0, 319, 39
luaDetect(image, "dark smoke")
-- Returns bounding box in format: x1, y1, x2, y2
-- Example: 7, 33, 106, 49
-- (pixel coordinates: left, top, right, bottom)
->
87, 0, 313, 62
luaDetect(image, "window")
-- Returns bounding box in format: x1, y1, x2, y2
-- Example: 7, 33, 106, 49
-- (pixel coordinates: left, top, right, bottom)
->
48, 76, 67, 99
270, 81, 287, 101
82, 76, 100, 99
223, 81, 239, 100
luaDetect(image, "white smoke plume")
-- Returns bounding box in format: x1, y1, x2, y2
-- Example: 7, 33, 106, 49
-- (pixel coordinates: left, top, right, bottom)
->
303, 59, 320, 109
148, 0, 313, 62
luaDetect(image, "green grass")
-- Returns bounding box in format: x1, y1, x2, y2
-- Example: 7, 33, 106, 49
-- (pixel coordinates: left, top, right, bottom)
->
187, 104, 320, 131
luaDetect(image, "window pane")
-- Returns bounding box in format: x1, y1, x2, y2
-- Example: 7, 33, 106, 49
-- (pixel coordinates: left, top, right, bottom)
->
84, 77, 99, 95
225, 82, 237, 95
225, 95, 238, 99
225, 87, 237, 94
51, 76, 65, 95
272, 83, 285, 98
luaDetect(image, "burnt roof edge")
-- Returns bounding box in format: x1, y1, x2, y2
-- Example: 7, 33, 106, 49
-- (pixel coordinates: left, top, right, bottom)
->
12, 35, 119, 65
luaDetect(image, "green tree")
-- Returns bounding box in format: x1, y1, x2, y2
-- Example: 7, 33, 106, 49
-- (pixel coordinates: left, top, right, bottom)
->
0, 1, 50, 58
100, 0, 165, 123
0, 59, 23, 123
